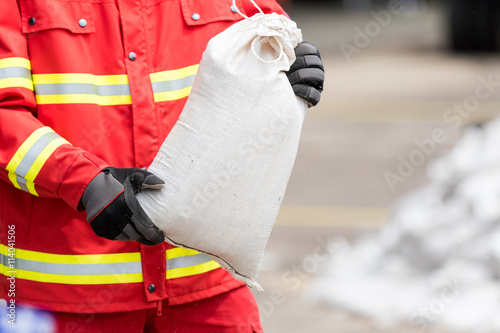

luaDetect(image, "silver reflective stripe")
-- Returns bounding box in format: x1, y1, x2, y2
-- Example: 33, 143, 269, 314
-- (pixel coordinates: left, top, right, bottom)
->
14, 132, 60, 177
1, 253, 11, 266
15, 176, 29, 193
34, 83, 131, 96
0, 67, 32, 80
0, 254, 142, 276
167, 253, 213, 270
152, 75, 195, 94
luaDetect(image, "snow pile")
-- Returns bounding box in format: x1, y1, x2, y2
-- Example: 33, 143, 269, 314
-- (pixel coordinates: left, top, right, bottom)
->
310, 118, 500, 332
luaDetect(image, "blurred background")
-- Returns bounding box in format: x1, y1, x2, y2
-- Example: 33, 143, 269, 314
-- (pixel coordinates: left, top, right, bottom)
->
253, 0, 500, 332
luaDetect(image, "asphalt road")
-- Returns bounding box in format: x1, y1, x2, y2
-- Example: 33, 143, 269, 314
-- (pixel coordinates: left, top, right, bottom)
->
253, 3, 500, 332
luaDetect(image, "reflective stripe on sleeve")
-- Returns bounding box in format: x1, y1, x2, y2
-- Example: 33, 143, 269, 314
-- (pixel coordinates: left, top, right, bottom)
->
0, 57, 33, 91
6, 127, 71, 196
150, 65, 198, 102
33, 73, 132, 105
165, 247, 220, 279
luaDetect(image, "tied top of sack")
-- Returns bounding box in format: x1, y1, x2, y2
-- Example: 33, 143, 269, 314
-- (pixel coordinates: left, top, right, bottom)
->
244, 12, 303, 64
207, 7, 303, 75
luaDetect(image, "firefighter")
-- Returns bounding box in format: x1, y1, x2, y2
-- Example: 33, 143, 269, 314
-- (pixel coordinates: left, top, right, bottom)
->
0, 0, 324, 331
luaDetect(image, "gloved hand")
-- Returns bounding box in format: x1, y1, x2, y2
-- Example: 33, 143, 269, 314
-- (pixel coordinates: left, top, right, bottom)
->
81, 167, 165, 245
286, 41, 325, 107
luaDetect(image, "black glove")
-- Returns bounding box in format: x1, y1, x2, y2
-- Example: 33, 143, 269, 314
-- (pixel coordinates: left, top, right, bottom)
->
286, 41, 325, 107
81, 167, 165, 246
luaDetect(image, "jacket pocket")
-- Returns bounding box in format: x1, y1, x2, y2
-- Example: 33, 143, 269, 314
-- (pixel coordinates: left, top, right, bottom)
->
18, 0, 95, 34
179, 0, 243, 26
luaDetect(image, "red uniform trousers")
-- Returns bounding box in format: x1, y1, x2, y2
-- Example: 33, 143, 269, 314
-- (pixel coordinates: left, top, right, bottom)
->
10, 286, 262, 333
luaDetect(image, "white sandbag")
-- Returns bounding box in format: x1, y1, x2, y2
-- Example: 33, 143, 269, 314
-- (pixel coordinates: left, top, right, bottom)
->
137, 3, 307, 289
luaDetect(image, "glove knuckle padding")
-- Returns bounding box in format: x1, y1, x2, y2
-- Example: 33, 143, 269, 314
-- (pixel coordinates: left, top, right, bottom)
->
293, 84, 321, 106
304, 55, 324, 70
295, 41, 321, 58
292, 68, 324, 89
286, 42, 325, 106
286, 41, 324, 108
308, 88, 321, 106
288, 56, 306, 73
288, 55, 324, 76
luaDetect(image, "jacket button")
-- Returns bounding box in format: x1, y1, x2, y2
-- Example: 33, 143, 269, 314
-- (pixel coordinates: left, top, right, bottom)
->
128, 52, 137, 61
79, 19, 87, 28
148, 284, 156, 293
191, 13, 200, 21
231, 5, 238, 13
28, 17, 36, 26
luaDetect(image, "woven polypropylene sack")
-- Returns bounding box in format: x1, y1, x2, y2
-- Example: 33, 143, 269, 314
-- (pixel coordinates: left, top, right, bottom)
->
137, 11, 307, 289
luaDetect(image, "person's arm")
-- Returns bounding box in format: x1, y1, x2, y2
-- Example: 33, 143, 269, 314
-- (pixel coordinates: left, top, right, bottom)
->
0, 1, 108, 209
0, 1, 164, 245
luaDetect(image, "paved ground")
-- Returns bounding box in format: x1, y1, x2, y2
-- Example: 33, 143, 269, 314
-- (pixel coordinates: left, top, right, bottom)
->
252, 3, 500, 332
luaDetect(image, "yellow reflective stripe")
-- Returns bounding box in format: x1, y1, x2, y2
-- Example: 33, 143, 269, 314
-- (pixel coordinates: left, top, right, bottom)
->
25, 137, 70, 182
32, 73, 129, 85
0, 245, 141, 265
0, 245, 220, 284
0, 57, 31, 70
150, 65, 198, 83
33, 73, 131, 105
153, 86, 192, 103
6, 127, 52, 172
0, 58, 33, 90
0, 266, 142, 285
166, 247, 202, 259
166, 260, 220, 280
7, 172, 21, 190
150, 65, 198, 102
0, 77, 33, 90
26, 180, 37, 196
0, 245, 219, 284
166, 247, 221, 279
16, 136, 69, 196
35, 94, 132, 105
5, 127, 70, 196
0, 246, 143, 284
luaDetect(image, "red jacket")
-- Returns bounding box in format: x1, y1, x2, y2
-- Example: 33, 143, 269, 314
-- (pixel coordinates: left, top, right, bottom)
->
0, 0, 284, 313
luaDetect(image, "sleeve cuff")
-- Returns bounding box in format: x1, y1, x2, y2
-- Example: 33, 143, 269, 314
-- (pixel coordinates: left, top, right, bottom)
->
57, 151, 110, 210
